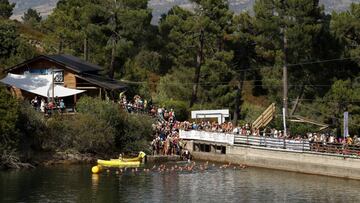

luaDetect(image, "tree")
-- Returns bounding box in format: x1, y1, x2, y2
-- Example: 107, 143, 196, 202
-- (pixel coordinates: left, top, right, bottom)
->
101, 0, 153, 78
0, 0, 15, 19
22, 8, 42, 25
254, 0, 333, 112
0, 19, 37, 69
331, 3, 360, 65
188, 0, 234, 107
43, 0, 153, 79
157, 1, 234, 109
314, 80, 360, 136
226, 12, 257, 124
158, 6, 196, 71
0, 19, 19, 63
43, 0, 106, 57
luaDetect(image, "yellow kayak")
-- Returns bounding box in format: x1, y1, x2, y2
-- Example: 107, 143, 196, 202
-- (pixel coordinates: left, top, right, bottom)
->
114, 151, 146, 162
97, 159, 141, 167
110, 157, 142, 162
92, 151, 146, 174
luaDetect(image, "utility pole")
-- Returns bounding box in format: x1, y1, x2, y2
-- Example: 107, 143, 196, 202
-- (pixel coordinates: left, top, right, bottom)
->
282, 29, 288, 137
283, 29, 288, 117
281, 0, 288, 136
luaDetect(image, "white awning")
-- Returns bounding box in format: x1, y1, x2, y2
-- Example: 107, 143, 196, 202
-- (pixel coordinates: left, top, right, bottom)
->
0, 73, 85, 97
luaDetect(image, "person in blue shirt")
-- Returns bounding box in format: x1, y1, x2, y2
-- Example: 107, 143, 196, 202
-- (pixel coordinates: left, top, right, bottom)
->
59, 99, 66, 113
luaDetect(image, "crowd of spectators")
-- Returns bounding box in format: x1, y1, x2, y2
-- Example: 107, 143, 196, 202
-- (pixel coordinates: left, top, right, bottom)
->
178, 119, 360, 146
179, 121, 234, 133
306, 133, 360, 145
118, 94, 183, 155
119, 95, 149, 113
31, 96, 66, 115
150, 105, 184, 156
118, 94, 360, 155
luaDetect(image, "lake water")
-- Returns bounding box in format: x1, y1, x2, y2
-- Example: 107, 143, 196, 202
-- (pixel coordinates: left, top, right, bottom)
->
1, 163, 360, 203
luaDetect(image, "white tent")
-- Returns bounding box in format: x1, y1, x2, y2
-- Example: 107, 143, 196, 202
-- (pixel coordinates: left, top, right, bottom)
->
0, 73, 85, 97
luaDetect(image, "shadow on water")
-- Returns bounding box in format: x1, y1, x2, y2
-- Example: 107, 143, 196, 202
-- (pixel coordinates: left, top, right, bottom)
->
1, 163, 360, 203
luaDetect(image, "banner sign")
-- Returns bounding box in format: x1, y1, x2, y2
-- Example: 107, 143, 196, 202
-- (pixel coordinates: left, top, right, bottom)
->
283, 107, 287, 136
53, 70, 64, 83
179, 130, 234, 145
344, 112, 349, 138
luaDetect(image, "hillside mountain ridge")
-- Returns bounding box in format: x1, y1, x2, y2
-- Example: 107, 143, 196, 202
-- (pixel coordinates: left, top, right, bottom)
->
9, 0, 359, 23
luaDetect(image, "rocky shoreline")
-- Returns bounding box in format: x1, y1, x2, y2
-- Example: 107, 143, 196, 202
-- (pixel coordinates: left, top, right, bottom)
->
40, 151, 97, 166
1, 150, 99, 170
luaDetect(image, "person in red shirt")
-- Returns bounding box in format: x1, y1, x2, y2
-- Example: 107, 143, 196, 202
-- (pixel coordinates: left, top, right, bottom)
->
47, 101, 55, 113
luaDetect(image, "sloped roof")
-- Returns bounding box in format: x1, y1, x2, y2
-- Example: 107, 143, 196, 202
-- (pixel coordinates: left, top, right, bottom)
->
6, 54, 102, 74
76, 73, 127, 90
5, 54, 127, 90
46, 54, 102, 73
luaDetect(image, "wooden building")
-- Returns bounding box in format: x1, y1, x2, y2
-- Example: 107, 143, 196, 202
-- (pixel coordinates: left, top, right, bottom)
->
3, 54, 126, 108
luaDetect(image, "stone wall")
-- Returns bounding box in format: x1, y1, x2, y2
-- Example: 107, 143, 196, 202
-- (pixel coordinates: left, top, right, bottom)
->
185, 141, 360, 180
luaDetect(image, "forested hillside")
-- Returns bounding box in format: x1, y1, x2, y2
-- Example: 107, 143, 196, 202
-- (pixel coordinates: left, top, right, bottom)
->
1, 0, 360, 136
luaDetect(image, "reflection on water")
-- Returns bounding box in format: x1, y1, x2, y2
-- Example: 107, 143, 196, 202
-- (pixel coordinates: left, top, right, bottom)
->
1, 163, 360, 203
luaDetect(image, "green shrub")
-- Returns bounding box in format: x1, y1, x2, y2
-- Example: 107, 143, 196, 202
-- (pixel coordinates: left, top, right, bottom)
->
45, 114, 116, 154
0, 87, 19, 148
71, 114, 115, 153
76, 96, 125, 128
1, 94, 156, 162
17, 102, 47, 151
45, 115, 74, 150
0, 87, 21, 168
119, 114, 154, 153
76, 96, 154, 153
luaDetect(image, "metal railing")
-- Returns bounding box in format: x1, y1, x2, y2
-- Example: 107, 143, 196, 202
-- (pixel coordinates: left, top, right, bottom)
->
234, 135, 310, 151
234, 134, 360, 157
308, 142, 360, 156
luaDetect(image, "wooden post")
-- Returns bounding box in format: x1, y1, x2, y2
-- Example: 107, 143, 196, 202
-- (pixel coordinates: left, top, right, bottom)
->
52, 68, 55, 102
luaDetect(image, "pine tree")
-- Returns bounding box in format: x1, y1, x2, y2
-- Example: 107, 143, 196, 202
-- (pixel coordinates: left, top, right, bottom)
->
22, 8, 41, 22
254, 0, 331, 108
331, 3, 360, 64
157, 1, 235, 109
0, 0, 15, 19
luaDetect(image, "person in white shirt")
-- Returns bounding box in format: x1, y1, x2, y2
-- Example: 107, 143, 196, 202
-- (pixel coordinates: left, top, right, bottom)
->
273, 129, 278, 138
40, 98, 46, 112
232, 127, 240, 134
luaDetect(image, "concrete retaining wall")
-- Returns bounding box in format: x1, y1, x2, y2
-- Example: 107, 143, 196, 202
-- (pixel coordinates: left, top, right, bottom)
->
186, 141, 360, 180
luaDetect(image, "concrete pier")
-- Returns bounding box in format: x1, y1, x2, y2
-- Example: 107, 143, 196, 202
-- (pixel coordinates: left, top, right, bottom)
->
186, 141, 360, 180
